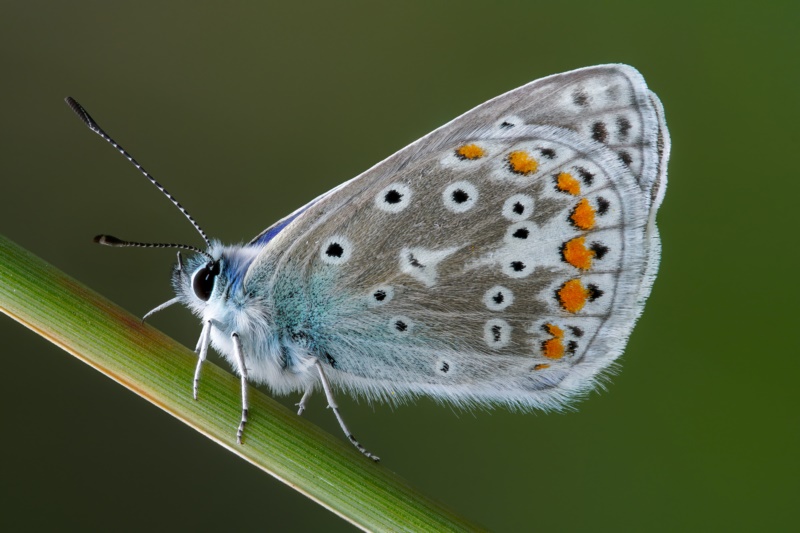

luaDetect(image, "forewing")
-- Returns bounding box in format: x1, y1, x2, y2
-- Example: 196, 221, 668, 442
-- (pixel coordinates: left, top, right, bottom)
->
251, 64, 668, 409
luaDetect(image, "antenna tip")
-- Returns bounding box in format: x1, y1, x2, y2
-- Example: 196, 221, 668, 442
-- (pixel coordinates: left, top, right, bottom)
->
94, 234, 124, 246
65, 96, 82, 114
65, 97, 97, 129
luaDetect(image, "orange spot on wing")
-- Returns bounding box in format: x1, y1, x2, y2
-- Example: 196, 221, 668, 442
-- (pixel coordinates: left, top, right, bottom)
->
546, 323, 564, 338
558, 279, 589, 313
542, 323, 565, 359
533, 363, 551, 371
455, 143, 485, 160
542, 338, 564, 359
562, 236, 594, 270
507, 150, 538, 175
556, 172, 580, 195
570, 198, 596, 230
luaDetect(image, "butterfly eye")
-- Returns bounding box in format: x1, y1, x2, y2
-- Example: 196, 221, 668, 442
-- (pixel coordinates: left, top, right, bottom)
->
191, 261, 220, 301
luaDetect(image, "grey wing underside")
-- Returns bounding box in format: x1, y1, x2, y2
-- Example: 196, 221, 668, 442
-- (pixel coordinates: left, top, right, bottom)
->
249, 64, 669, 409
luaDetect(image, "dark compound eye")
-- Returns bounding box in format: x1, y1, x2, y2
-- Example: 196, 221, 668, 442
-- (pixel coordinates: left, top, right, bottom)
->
191, 261, 220, 302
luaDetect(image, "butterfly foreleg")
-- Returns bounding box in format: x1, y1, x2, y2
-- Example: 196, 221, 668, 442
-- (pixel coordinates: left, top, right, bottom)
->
231, 332, 249, 445
192, 319, 212, 400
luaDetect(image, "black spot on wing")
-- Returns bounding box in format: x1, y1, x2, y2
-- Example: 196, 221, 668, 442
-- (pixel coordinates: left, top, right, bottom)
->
587, 284, 604, 301
577, 167, 594, 186
596, 197, 610, 216
591, 122, 608, 143
617, 116, 632, 140
384, 189, 403, 204
573, 89, 589, 107
452, 189, 470, 204
589, 242, 609, 259
326, 243, 344, 258
539, 148, 556, 159
567, 340, 578, 355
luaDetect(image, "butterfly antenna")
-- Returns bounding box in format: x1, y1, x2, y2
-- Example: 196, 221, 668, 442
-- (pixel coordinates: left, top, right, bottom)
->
65, 97, 211, 248
93, 235, 214, 262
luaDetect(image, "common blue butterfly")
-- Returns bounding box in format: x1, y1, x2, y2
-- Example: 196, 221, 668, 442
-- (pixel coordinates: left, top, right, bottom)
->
67, 64, 669, 461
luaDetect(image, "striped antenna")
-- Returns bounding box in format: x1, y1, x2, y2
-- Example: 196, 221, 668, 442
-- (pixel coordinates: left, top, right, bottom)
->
93, 235, 214, 262
65, 97, 211, 248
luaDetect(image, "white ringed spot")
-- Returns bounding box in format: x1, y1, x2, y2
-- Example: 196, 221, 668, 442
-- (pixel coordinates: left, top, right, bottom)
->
320, 235, 353, 265
390, 315, 414, 335
443, 181, 478, 213
504, 221, 536, 244
502, 194, 534, 221
483, 285, 514, 311
434, 357, 455, 376
502, 258, 531, 278
375, 183, 412, 213
484, 319, 511, 348
368, 285, 394, 307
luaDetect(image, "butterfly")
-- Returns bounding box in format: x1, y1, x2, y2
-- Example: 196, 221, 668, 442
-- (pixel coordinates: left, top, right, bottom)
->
67, 64, 669, 462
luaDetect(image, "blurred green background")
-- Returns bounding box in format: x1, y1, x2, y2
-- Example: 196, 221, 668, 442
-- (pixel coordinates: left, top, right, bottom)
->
1, 2, 797, 532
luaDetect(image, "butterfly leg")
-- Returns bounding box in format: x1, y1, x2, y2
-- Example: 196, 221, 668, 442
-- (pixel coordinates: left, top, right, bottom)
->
296, 386, 313, 416
192, 319, 212, 400
231, 332, 249, 445
314, 360, 379, 462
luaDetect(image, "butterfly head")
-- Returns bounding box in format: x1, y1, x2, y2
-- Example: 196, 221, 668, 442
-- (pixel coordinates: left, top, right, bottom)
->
94, 235, 240, 319
171, 242, 265, 317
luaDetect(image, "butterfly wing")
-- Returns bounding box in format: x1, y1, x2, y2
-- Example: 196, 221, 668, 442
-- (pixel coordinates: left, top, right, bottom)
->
248, 64, 669, 409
